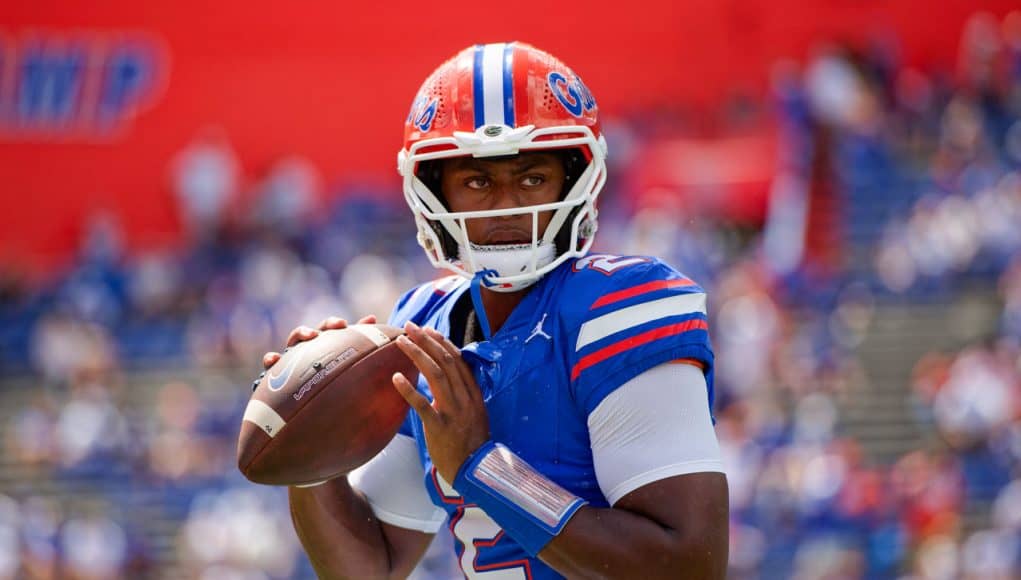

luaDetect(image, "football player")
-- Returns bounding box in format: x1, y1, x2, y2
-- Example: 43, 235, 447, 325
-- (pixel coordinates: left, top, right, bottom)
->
263, 42, 728, 579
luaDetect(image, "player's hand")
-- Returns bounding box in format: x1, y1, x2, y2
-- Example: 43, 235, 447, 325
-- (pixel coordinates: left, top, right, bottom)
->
261, 315, 378, 369
392, 321, 490, 484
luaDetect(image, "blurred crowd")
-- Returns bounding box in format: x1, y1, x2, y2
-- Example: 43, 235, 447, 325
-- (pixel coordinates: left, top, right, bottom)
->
2, 11, 1021, 579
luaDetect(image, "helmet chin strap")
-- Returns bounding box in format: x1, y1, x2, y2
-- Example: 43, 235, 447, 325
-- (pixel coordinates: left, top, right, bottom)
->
469, 270, 496, 341
459, 241, 555, 341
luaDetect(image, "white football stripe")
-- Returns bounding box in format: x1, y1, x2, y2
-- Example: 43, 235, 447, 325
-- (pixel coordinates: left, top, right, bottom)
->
243, 400, 287, 438
350, 324, 391, 347
576, 293, 707, 351
481, 43, 506, 126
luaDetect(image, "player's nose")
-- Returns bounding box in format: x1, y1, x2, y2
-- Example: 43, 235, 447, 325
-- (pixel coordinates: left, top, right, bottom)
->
487, 182, 518, 210
488, 180, 533, 212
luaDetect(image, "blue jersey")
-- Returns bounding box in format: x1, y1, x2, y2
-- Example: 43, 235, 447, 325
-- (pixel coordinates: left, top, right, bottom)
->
388, 254, 714, 579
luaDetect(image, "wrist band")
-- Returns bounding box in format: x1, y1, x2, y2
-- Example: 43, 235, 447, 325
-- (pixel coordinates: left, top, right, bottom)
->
454, 440, 586, 556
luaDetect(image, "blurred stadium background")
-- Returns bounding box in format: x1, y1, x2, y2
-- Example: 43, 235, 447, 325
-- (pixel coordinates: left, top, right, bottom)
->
2, 1, 1021, 578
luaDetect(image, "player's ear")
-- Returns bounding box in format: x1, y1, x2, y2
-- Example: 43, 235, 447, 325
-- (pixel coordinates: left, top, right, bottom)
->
417, 159, 444, 202
418, 159, 460, 258
556, 148, 585, 199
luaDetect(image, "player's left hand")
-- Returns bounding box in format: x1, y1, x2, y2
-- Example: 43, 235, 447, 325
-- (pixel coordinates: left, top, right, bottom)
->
392, 321, 491, 484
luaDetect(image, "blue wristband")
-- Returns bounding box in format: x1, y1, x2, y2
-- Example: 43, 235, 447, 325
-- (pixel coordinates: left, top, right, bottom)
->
453, 440, 587, 556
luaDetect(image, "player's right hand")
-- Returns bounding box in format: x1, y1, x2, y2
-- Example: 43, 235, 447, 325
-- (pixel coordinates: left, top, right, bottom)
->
262, 314, 378, 369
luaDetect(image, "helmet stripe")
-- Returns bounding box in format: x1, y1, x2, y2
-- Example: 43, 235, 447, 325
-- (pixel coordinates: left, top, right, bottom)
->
472, 45, 485, 129
480, 43, 507, 128
502, 43, 515, 127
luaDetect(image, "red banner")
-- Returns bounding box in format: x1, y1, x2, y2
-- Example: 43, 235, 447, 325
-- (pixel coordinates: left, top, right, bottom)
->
1, 0, 1016, 274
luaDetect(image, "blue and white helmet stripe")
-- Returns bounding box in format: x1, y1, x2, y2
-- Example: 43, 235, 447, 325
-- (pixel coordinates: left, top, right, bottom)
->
472, 43, 516, 129
502, 43, 515, 127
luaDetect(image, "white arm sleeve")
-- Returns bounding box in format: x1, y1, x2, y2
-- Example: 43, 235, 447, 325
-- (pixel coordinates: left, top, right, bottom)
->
588, 363, 724, 506
348, 433, 446, 533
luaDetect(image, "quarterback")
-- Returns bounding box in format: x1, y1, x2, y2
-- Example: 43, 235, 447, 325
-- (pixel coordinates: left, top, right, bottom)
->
264, 43, 728, 579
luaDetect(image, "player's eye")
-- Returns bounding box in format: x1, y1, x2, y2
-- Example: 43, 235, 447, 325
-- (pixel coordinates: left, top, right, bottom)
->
521, 174, 545, 187
465, 176, 489, 190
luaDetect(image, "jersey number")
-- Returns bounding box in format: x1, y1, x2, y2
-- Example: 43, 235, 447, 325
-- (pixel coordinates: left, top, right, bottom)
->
436, 470, 529, 579
452, 507, 529, 579
573, 254, 648, 275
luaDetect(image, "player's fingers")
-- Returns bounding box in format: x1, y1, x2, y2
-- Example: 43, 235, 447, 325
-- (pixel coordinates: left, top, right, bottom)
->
407, 324, 464, 393
425, 327, 477, 401
395, 331, 452, 409
262, 352, 281, 369
411, 325, 470, 408
356, 314, 378, 325
286, 325, 319, 347
317, 316, 349, 331
393, 372, 436, 422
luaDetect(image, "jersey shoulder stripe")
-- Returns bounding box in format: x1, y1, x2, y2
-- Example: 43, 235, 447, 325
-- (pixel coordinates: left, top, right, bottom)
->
388, 275, 466, 327
571, 318, 709, 380
576, 291, 706, 350
558, 256, 714, 416
588, 277, 696, 310
432, 275, 464, 296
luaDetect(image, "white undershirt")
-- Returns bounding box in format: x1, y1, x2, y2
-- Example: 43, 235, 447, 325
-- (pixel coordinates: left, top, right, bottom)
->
348, 433, 447, 533
349, 362, 723, 531
588, 362, 723, 505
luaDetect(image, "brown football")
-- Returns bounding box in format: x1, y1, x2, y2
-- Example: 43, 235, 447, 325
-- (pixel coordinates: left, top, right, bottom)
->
237, 324, 415, 486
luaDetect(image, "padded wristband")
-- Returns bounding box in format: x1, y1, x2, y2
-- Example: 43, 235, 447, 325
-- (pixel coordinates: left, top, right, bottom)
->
453, 440, 587, 556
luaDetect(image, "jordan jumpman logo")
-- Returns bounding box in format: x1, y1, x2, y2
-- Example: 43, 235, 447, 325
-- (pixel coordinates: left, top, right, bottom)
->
526, 313, 552, 343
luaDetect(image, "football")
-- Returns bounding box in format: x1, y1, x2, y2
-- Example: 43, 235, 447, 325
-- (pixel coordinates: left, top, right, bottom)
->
237, 324, 415, 486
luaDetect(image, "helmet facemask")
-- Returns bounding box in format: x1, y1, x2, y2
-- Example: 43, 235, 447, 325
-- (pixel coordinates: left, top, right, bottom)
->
400, 126, 606, 291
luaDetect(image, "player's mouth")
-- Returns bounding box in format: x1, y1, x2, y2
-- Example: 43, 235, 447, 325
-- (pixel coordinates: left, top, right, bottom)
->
483, 229, 532, 245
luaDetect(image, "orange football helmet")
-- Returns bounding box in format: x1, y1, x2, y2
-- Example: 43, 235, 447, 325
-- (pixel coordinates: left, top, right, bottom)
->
398, 42, 608, 291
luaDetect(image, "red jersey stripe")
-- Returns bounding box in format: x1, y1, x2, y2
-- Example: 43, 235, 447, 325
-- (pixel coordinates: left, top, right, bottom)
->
589, 278, 695, 310
570, 318, 708, 381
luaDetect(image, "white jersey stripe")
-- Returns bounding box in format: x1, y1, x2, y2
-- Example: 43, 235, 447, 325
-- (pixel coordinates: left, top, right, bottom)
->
407, 280, 433, 307
481, 43, 507, 126
575, 293, 706, 351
